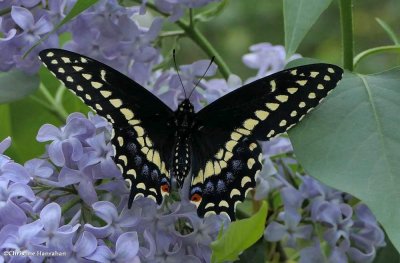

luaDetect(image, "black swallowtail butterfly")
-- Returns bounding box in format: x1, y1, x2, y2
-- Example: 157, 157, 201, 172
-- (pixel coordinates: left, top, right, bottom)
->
39, 49, 343, 220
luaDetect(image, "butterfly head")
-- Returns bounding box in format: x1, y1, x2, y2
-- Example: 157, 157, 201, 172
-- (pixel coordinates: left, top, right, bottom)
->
178, 99, 194, 112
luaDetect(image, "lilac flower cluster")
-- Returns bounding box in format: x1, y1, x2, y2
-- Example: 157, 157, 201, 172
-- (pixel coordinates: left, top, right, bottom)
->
256, 139, 386, 262
0, 113, 225, 262
0, 0, 161, 84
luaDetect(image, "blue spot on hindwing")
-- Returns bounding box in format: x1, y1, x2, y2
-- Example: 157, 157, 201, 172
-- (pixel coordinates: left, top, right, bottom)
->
226, 172, 234, 184
204, 181, 214, 194
217, 179, 227, 193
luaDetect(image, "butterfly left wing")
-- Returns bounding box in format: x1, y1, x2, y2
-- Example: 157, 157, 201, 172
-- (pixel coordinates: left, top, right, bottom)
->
190, 64, 343, 220
39, 49, 175, 207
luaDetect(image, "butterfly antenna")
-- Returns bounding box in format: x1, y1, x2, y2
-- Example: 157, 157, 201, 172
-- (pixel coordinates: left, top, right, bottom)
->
173, 49, 187, 99
188, 56, 215, 99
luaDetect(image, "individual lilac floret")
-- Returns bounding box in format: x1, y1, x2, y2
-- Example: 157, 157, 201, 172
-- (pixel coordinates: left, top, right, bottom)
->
0, 221, 45, 263
243, 43, 301, 83
8, 6, 57, 73
346, 204, 385, 262
0, 180, 36, 227
86, 232, 140, 263
265, 211, 313, 248
24, 158, 55, 179
84, 201, 141, 242
318, 203, 353, 246
58, 165, 98, 205
36, 203, 80, 250
253, 157, 281, 200
11, 6, 53, 44
203, 74, 242, 104
61, 231, 98, 263
83, 132, 120, 179
36, 113, 96, 167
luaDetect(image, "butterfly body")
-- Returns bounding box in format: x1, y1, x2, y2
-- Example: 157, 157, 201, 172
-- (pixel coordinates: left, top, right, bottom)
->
39, 49, 343, 220
171, 99, 195, 187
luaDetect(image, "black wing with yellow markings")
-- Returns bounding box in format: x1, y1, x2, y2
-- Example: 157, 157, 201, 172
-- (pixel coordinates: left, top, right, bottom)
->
38, 49, 174, 207
189, 64, 343, 220
39, 48, 343, 221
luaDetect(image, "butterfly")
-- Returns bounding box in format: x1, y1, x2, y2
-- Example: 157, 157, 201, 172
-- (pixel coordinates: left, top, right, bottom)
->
39, 49, 343, 220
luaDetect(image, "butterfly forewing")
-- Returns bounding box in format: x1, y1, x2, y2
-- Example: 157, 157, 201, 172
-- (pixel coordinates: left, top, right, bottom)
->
39, 49, 174, 206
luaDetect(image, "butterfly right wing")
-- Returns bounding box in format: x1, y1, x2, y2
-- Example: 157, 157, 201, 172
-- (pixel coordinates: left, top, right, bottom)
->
39, 49, 175, 206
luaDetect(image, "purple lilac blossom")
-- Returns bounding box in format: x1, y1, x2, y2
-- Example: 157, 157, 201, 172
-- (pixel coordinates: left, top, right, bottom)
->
0, 113, 225, 262
265, 173, 386, 263
153, 0, 221, 22
242, 42, 301, 83
64, 0, 163, 85
0, 2, 59, 73
150, 60, 218, 111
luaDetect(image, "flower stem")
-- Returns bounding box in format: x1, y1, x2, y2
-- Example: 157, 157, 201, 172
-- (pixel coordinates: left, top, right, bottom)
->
38, 83, 68, 121
0, 7, 10, 16
61, 196, 81, 214
159, 30, 185, 38
137, 0, 232, 79
339, 0, 354, 71
177, 21, 231, 79
353, 45, 400, 68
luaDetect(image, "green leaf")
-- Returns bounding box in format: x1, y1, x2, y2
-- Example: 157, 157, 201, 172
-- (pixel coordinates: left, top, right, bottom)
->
0, 71, 39, 103
376, 18, 400, 45
284, 0, 333, 58
288, 59, 400, 253
0, 104, 19, 158
24, 0, 99, 57
236, 239, 267, 263
373, 230, 400, 263
5, 98, 62, 162
56, 0, 99, 31
211, 201, 268, 263
194, 0, 230, 22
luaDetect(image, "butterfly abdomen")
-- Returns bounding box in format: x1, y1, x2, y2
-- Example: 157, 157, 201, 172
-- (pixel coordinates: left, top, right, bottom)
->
173, 134, 191, 187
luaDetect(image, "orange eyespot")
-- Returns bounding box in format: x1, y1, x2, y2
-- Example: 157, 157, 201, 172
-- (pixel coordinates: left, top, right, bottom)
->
190, 193, 202, 202
161, 184, 170, 193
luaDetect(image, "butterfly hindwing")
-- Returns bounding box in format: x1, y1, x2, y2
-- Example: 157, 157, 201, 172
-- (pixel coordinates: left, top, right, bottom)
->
190, 64, 343, 220
190, 138, 262, 220
39, 49, 174, 206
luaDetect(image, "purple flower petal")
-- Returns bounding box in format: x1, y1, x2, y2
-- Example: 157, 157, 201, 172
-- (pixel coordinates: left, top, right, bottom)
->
86, 245, 113, 262
75, 231, 97, 257
39, 203, 61, 232
264, 221, 287, 241
114, 232, 139, 261
18, 220, 44, 244
0, 137, 11, 154
77, 176, 98, 205
36, 124, 61, 142
11, 6, 34, 31
32, 16, 53, 35
8, 183, 35, 201
58, 167, 82, 186
0, 199, 27, 226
